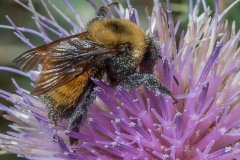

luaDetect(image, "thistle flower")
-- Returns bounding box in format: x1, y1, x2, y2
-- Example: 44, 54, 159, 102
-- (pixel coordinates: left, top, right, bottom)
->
1, 0, 240, 160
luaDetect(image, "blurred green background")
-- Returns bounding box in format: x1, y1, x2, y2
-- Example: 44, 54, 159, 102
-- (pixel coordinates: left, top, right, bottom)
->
0, 0, 239, 159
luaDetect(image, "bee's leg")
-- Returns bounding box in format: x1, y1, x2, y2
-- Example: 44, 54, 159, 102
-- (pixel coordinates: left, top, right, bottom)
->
120, 73, 178, 103
68, 84, 96, 145
89, 2, 119, 25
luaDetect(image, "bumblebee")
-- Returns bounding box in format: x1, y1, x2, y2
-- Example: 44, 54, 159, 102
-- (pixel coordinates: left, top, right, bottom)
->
14, 3, 177, 144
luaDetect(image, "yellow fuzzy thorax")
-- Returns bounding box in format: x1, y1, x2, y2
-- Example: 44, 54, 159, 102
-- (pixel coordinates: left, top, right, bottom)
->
88, 19, 147, 64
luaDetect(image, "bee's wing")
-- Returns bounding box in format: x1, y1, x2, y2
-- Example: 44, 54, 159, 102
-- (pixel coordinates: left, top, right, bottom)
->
14, 32, 119, 95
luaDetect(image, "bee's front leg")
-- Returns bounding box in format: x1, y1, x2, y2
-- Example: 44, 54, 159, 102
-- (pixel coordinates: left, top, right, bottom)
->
89, 2, 119, 25
119, 73, 177, 103
68, 83, 96, 145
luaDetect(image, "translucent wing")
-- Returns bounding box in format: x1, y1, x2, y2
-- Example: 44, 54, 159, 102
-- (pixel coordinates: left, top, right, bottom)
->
14, 32, 118, 95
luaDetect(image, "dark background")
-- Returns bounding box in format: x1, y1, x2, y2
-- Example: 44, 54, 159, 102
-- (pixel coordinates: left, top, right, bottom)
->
0, 0, 239, 159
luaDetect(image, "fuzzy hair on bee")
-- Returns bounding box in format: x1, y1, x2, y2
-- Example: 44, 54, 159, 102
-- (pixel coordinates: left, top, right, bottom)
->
14, 3, 177, 144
